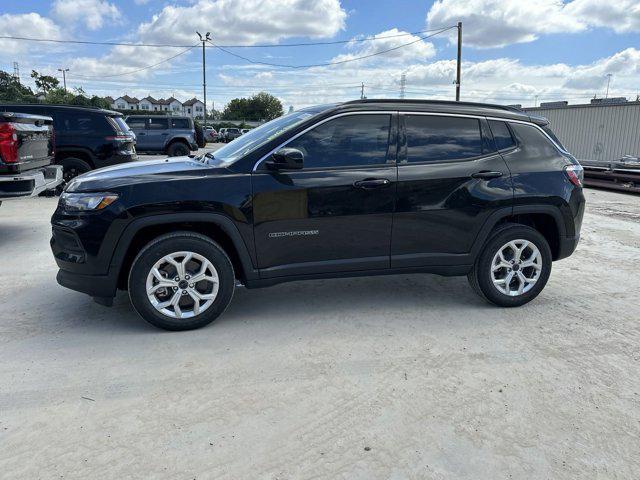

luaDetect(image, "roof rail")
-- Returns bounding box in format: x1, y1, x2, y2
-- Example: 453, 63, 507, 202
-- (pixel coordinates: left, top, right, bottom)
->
341, 98, 525, 113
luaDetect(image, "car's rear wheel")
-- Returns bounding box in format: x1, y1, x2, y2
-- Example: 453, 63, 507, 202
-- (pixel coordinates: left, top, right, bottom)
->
468, 224, 552, 307
167, 142, 190, 157
128, 232, 235, 330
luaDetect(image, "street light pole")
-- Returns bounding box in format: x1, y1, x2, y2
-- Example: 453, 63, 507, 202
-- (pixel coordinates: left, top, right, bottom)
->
605, 73, 612, 99
196, 31, 211, 129
58, 68, 69, 93
455, 22, 462, 101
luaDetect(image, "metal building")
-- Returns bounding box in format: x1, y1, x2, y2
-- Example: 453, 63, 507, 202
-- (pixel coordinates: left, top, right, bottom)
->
523, 100, 640, 163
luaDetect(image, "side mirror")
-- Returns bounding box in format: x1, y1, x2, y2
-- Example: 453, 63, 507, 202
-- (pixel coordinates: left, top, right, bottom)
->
267, 148, 304, 170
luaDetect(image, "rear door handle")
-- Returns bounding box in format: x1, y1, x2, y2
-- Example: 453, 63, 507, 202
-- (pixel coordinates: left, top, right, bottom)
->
471, 171, 503, 179
353, 178, 391, 189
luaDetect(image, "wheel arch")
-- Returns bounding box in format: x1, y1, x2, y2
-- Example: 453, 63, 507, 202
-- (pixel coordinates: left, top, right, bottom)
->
473, 206, 568, 261
112, 213, 258, 290
56, 149, 95, 169
165, 137, 191, 151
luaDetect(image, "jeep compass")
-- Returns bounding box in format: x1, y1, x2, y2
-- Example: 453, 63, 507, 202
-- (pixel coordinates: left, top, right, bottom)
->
51, 100, 585, 330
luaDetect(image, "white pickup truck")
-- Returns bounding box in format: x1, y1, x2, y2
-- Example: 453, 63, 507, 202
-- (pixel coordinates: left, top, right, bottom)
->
0, 111, 63, 203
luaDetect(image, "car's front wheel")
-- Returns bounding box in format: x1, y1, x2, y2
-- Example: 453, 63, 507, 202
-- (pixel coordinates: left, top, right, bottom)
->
468, 223, 552, 307
128, 232, 235, 330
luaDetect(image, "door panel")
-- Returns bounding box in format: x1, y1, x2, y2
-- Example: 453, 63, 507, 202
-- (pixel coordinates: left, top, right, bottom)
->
252, 112, 398, 278
253, 166, 396, 276
391, 114, 513, 268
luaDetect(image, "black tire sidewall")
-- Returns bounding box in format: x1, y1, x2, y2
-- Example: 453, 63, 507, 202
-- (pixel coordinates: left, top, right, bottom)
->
475, 225, 552, 307
167, 143, 189, 157
129, 234, 235, 330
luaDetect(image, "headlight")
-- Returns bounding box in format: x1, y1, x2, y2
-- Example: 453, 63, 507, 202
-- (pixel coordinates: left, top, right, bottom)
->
60, 192, 119, 211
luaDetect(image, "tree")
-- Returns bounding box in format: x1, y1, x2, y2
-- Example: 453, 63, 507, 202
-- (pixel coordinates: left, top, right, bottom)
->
222, 92, 283, 121
0, 70, 36, 102
30, 70, 59, 94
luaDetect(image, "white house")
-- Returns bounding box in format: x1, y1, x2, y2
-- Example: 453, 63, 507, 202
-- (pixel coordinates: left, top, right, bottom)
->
183, 98, 205, 119
109, 94, 204, 118
112, 95, 140, 110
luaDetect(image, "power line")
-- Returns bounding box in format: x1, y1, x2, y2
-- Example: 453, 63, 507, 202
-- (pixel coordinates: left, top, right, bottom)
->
0, 27, 456, 49
206, 26, 456, 69
67, 45, 197, 79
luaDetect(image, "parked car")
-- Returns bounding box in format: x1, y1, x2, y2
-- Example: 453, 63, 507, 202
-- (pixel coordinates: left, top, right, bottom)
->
241, 128, 250, 135
0, 111, 62, 203
218, 128, 227, 142
223, 128, 241, 142
204, 127, 218, 142
0, 104, 136, 187
51, 99, 585, 331
125, 115, 198, 156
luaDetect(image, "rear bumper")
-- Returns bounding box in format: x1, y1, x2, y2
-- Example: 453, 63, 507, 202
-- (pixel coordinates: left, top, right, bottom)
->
0, 164, 63, 200
557, 234, 580, 261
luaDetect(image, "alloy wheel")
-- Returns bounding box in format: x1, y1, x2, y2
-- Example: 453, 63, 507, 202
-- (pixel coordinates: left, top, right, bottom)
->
491, 239, 542, 296
146, 251, 219, 319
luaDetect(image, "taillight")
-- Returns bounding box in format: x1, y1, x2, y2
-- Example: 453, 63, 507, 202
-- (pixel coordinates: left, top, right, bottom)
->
105, 135, 132, 142
0, 123, 18, 164
564, 164, 584, 187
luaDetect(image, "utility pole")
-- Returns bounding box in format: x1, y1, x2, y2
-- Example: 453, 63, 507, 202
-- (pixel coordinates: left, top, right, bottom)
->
534, 94, 539, 107
58, 68, 69, 92
360, 82, 365, 99
400, 72, 406, 99
605, 73, 612, 99
196, 31, 211, 129
455, 21, 462, 101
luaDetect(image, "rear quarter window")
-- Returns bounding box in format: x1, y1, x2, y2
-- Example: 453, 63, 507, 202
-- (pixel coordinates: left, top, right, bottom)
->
508, 123, 559, 158
171, 118, 191, 129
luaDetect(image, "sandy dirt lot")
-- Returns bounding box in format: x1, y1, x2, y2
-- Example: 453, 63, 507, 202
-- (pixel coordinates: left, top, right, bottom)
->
0, 187, 638, 479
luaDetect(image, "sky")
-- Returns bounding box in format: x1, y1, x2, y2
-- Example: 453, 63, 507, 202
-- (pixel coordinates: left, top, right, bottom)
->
1, 0, 639, 111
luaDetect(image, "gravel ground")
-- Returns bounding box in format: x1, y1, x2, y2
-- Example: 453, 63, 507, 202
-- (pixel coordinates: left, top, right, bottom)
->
0, 186, 638, 479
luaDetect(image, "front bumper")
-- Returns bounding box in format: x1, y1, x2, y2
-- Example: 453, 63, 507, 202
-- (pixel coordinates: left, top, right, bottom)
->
56, 268, 118, 298
0, 164, 63, 200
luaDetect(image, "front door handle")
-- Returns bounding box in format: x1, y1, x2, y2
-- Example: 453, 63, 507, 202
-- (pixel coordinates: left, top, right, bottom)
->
353, 178, 391, 189
471, 171, 503, 179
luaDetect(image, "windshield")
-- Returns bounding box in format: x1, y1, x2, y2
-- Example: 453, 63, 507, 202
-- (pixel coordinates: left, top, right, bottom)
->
207, 105, 334, 165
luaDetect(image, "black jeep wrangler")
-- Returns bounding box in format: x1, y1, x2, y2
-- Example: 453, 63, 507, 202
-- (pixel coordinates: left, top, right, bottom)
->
51, 100, 585, 331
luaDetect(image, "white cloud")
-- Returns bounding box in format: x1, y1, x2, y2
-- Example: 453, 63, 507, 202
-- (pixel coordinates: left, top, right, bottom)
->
137, 0, 347, 46
565, 0, 640, 33
52, 0, 121, 31
330, 29, 436, 65
426, 0, 586, 48
0, 13, 63, 56
426, 0, 640, 48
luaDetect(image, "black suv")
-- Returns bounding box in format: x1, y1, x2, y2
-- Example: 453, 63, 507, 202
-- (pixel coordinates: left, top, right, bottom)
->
51, 100, 585, 331
0, 104, 136, 185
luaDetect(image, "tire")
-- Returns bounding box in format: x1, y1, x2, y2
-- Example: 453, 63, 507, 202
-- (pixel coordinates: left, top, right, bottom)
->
56, 157, 92, 194
128, 232, 235, 331
468, 223, 552, 307
166, 142, 190, 157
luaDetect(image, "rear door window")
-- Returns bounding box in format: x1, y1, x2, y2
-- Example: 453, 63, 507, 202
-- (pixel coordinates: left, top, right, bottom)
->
53, 111, 110, 135
405, 115, 487, 163
171, 118, 191, 129
148, 118, 169, 130
488, 120, 516, 151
